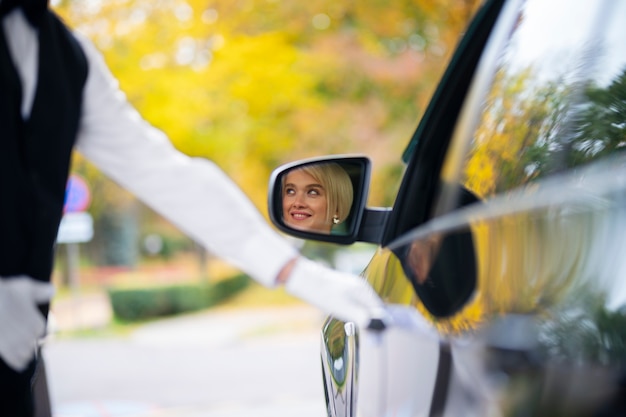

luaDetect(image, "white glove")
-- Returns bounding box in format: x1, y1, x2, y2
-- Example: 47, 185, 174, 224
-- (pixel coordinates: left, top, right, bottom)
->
285, 257, 387, 329
0, 276, 55, 371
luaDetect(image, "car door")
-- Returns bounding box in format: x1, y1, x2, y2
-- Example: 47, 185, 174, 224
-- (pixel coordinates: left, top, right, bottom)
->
355, 0, 626, 416
267, 0, 626, 415
320, 0, 626, 415
321, 1, 507, 416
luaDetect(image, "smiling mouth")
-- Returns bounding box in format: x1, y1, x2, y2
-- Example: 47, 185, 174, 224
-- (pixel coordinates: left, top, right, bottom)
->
290, 212, 311, 221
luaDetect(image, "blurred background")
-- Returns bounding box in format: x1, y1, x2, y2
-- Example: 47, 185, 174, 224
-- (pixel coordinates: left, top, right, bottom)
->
43, 1, 484, 416
49, 0, 482, 304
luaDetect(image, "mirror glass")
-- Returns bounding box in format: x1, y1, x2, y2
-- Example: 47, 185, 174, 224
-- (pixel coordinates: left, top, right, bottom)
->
270, 158, 369, 239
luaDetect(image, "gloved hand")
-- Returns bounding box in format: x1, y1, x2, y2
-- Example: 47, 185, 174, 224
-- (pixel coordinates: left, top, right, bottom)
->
0, 276, 55, 371
285, 257, 387, 329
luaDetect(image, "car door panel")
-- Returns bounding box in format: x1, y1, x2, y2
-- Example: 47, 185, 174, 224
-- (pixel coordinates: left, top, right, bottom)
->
316, 0, 626, 414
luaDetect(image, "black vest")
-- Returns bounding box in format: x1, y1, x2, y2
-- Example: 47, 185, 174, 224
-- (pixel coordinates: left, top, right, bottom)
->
0, 11, 88, 282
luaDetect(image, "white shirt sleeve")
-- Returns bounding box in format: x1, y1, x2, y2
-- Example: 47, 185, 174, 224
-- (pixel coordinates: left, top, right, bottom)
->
73, 34, 297, 287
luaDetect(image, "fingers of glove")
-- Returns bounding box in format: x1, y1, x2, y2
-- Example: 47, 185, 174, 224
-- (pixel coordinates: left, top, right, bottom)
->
0, 319, 38, 371
0, 276, 48, 361
0, 275, 50, 315
0, 287, 48, 334
0, 294, 46, 346
0, 347, 35, 371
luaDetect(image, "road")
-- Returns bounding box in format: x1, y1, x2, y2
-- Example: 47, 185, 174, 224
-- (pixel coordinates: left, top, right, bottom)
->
43, 304, 328, 417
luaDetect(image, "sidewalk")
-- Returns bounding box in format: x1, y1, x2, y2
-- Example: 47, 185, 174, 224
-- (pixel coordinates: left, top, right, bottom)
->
45, 292, 328, 417
52, 401, 326, 417
47, 289, 323, 336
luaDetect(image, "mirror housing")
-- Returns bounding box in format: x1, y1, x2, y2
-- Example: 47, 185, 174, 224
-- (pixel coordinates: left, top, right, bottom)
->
268, 155, 388, 245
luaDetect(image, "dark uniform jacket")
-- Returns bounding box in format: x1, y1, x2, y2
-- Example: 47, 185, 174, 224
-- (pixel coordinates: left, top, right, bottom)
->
0, 10, 88, 286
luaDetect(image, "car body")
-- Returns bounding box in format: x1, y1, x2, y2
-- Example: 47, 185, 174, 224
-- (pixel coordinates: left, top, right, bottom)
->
268, 0, 626, 415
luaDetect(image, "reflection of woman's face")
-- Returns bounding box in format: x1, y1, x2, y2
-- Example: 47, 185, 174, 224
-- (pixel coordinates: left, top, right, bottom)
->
283, 169, 331, 233
407, 234, 443, 284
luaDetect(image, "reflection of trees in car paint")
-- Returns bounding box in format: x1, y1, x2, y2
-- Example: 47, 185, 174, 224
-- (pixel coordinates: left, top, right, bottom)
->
464, 70, 567, 197
539, 290, 626, 367
323, 319, 349, 385
463, 39, 626, 199
569, 70, 626, 166
465, 69, 626, 198
376, 153, 626, 338
430, 0, 626, 341
381, 69, 626, 336
321, 318, 357, 417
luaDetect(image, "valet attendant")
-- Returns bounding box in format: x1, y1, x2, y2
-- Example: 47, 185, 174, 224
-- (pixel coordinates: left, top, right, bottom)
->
0, 2, 384, 416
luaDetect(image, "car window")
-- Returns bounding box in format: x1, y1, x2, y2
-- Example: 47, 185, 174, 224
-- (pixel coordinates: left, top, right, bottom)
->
438, 0, 626, 212
383, 0, 505, 246
388, 0, 626, 320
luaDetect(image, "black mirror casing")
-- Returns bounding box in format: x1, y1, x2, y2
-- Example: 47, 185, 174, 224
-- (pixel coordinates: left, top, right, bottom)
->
268, 155, 372, 245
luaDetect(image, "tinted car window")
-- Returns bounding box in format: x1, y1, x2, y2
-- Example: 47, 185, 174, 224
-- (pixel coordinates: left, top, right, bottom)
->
442, 0, 626, 204
392, 0, 626, 321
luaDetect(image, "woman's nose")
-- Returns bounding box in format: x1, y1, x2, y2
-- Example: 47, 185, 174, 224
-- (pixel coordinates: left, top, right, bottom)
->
293, 193, 306, 207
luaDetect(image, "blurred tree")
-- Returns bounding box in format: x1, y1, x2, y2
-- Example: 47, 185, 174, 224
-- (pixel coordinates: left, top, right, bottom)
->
53, 0, 482, 267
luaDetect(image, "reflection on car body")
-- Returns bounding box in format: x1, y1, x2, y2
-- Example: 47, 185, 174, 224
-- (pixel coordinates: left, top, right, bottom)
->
269, 0, 626, 415
321, 320, 357, 417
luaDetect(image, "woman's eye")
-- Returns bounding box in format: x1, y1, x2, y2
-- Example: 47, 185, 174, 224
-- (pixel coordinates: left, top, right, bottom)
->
308, 189, 321, 196
285, 188, 295, 196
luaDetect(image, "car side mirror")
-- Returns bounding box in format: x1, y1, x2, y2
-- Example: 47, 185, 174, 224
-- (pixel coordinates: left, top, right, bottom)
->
268, 155, 374, 244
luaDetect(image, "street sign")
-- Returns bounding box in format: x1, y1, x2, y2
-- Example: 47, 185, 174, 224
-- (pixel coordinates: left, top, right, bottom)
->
57, 212, 94, 243
64, 174, 91, 213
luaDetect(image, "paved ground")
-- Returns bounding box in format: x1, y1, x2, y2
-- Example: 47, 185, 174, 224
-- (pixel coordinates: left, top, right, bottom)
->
44, 293, 328, 417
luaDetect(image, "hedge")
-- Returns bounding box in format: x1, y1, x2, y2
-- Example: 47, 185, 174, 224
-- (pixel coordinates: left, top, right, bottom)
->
107, 274, 251, 322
